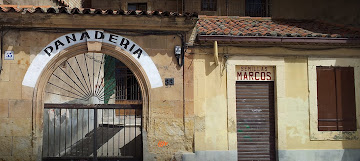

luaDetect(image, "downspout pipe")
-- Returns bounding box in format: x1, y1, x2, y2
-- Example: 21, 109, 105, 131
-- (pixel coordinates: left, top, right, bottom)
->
214, 40, 219, 66
181, 33, 185, 67
0, 28, 3, 74
176, 33, 186, 67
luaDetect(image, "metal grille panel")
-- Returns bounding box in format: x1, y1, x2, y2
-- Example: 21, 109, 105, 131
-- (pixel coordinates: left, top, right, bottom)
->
42, 53, 143, 161
236, 81, 275, 161
42, 104, 142, 161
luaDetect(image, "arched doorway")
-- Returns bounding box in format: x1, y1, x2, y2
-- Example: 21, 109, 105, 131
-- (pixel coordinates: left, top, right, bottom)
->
41, 52, 143, 161
23, 31, 161, 161
22, 30, 167, 160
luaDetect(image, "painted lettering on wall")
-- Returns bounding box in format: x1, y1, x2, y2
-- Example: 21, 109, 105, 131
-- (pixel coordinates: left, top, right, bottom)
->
236, 66, 274, 81
22, 30, 164, 89
43, 30, 143, 59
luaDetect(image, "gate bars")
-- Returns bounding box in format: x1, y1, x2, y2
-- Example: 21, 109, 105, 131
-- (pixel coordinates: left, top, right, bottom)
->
42, 104, 142, 161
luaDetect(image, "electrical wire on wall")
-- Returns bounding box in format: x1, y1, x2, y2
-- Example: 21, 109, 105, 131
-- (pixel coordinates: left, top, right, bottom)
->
0, 27, 15, 74
0, 27, 7, 75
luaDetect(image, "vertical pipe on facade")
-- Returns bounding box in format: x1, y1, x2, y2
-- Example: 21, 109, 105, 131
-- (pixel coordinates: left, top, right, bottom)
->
214, 41, 219, 66
179, 32, 186, 134
0, 28, 3, 74
182, 42, 186, 134
181, 34, 185, 67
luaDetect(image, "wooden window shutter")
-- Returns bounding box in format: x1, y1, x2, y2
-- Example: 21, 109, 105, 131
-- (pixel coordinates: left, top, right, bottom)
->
335, 67, 357, 131
317, 67, 338, 131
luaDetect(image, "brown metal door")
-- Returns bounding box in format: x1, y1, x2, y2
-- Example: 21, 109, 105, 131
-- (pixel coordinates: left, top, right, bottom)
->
236, 81, 275, 161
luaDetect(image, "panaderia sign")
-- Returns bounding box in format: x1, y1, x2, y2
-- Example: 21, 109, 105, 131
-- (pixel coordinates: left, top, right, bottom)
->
236, 66, 275, 81
22, 30, 163, 89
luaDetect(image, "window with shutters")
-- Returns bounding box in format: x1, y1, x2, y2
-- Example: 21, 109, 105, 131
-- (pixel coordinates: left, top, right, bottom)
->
317, 66, 357, 131
201, 0, 217, 11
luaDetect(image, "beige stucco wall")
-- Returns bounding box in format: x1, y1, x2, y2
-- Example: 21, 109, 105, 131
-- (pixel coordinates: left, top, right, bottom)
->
190, 45, 360, 155
192, 53, 228, 151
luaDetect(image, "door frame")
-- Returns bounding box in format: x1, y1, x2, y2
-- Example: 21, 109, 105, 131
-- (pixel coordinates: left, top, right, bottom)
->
226, 56, 285, 160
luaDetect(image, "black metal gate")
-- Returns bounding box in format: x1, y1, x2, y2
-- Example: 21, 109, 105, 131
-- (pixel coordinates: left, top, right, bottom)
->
42, 53, 143, 161
42, 104, 142, 161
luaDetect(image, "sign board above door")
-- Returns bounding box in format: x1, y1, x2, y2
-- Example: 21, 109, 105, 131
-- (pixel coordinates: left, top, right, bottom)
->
236, 66, 275, 81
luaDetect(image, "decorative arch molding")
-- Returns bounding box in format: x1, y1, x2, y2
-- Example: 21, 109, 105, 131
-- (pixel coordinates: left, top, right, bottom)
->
22, 30, 163, 89
26, 30, 158, 159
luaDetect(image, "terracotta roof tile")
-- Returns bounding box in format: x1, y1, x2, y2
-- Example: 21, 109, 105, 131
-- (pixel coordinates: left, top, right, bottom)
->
196, 16, 360, 38
0, 5, 198, 17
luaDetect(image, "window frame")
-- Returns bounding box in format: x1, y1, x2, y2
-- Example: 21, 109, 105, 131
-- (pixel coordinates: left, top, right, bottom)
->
316, 66, 357, 131
245, 0, 271, 17
127, 3, 147, 11
115, 60, 142, 102
309, 58, 360, 141
201, 0, 217, 11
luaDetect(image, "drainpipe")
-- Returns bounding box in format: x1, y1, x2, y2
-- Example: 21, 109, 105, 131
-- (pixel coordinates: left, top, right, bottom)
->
177, 32, 186, 135
177, 33, 185, 67
181, 34, 185, 67
0, 28, 3, 74
214, 41, 219, 66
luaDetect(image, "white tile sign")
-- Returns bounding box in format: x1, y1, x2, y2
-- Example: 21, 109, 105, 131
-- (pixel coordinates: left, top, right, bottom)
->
4, 51, 14, 60
22, 30, 163, 88
236, 66, 275, 81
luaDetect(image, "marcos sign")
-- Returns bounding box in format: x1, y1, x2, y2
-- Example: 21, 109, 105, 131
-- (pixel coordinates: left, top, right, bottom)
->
236, 66, 275, 81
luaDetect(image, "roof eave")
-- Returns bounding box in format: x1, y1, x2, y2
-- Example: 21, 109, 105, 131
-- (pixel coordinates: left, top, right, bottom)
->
0, 12, 197, 32
197, 35, 360, 44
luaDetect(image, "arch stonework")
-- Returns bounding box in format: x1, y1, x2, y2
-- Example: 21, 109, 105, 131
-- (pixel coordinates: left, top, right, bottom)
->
24, 31, 157, 159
